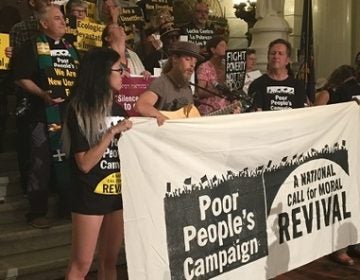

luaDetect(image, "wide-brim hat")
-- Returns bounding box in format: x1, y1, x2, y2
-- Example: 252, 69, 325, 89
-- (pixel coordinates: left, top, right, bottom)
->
160, 26, 180, 40
168, 41, 204, 62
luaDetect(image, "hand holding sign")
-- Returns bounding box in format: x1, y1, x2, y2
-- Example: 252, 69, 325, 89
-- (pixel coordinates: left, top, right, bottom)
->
4, 46, 12, 58
0, 33, 10, 69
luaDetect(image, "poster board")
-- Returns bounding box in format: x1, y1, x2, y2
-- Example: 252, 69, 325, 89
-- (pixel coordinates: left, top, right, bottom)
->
0, 33, 10, 70
119, 102, 360, 279
225, 49, 247, 92
114, 76, 155, 116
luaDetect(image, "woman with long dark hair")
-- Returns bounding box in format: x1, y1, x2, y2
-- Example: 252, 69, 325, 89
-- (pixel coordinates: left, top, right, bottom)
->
314, 64, 360, 266
314, 65, 359, 106
63, 47, 132, 280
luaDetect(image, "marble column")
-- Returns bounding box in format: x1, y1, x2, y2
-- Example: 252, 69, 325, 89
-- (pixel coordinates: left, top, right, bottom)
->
249, 0, 291, 72
313, 0, 352, 78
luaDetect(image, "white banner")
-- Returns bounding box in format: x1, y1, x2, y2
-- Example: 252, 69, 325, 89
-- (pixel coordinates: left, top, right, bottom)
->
119, 102, 360, 280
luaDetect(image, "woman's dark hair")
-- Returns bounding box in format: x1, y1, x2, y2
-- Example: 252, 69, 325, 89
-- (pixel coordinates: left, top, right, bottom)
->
326, 65, 355, 89
246, 48, 256, 56
72, 47, 120, 107
64, 47, 120, 150
101, 24, 112, 47
206, 36, 226, 57
355, 52, 360, 66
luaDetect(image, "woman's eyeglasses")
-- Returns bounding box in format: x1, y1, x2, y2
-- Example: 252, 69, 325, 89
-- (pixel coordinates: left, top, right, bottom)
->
111, 68, 124, 74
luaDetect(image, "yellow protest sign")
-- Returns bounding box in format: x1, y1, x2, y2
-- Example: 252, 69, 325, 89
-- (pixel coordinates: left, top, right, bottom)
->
85, 1, 97, 22
76, 20, 105, 51
0, 33, 10, 70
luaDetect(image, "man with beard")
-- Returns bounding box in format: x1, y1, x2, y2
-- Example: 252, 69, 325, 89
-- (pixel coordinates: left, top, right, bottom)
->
180, 2, 215, 57
135, 41, 203, 125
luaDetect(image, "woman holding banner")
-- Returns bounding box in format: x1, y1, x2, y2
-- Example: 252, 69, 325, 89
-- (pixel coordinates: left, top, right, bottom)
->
314, 65, 359, 106
314, 64, 360, 265
63, 47, 132, 279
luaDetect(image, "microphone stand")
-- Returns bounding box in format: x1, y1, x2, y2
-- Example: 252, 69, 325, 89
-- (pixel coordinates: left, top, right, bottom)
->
190, 81, 250, 104
189, 82, 254, 112
189, 82, 234, 101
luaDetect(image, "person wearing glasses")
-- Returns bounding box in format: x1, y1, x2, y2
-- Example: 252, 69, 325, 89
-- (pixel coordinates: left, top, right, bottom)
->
66, 0, 88, 21
180, 2, 215, 56
63, 47, 132, 279
242, 48, 262, 95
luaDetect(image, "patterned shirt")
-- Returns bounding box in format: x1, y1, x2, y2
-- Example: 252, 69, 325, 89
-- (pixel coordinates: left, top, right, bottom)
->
196, 60, 229, 115
10, 17, 39, 56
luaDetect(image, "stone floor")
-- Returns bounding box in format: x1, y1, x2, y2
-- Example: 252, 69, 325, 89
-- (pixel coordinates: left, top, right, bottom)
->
277, 255, 360, 280
56, 264, 128, 280
85, 264, 128, 280
81, 254, 360, 280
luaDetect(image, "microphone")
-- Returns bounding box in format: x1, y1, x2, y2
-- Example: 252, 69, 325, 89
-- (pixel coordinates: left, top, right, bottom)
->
213, 82, 254, 110
190, 81, 252, 107
212, 82, 232, 95
212, 82, 239, 101
189, 82, 225, 99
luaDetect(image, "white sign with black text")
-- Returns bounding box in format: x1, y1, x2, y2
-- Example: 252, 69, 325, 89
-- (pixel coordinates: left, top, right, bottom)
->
119, 102, 360, 279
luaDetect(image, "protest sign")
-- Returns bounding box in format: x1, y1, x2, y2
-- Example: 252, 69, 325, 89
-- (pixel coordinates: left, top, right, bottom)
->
0, 33, 10, 70
114, 76, 154, 116
225, 49, 247, 92
119, 102, 360, 279
76, 20, 104, 51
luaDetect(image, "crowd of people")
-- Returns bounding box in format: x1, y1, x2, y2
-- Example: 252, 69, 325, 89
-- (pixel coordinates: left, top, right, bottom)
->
1, 0, 360, 279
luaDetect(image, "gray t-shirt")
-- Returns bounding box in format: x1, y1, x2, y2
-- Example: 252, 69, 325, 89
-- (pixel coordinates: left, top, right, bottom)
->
149, 74, 194, 111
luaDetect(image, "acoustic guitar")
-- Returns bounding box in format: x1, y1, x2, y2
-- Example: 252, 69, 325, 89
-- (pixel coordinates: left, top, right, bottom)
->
160, 104, 201, 119
160, 102, 242, 119
206, 101, 242, 116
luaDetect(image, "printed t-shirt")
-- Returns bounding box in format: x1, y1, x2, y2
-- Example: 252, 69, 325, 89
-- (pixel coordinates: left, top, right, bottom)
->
67, 104, 128, 214
249, 74, 306, 111
148, 74, 194, 111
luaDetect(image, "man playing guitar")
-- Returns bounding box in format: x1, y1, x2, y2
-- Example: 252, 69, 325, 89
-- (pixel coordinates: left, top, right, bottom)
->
135, 41, 203, 125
